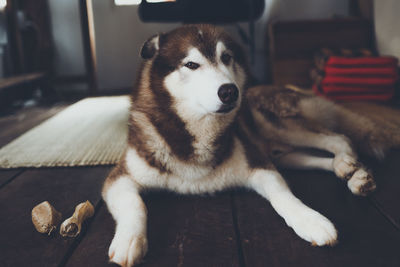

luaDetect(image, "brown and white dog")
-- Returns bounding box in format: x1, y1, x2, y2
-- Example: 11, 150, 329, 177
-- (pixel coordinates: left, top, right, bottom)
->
102, 24, 399, 266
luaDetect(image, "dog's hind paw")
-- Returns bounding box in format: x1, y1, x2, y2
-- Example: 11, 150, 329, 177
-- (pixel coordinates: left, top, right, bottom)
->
347, 169, 376, 196
333, 153, 358, 180
108, 232, 148, 267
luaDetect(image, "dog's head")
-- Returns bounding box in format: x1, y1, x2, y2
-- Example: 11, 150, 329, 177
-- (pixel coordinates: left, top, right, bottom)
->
140, 24, 249, 117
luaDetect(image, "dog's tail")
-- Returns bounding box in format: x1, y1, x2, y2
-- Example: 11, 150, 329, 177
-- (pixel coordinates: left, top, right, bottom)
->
299, 97, 400, 160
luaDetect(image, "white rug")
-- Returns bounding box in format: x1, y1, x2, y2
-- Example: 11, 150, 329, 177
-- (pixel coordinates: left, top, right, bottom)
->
0, 96, 130, 168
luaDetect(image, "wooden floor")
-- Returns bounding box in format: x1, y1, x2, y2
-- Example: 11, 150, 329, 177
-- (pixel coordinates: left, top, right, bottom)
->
0, 103, 400, 267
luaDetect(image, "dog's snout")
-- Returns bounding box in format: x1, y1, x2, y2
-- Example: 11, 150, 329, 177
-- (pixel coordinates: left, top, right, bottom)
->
218, 84, 239, 104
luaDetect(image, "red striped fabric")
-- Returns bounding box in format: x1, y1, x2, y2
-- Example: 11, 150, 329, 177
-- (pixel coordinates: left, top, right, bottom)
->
324, 66, 398, 78
322, 76, 397, 87
326, 56, 398, 68
316, 56, 398, 101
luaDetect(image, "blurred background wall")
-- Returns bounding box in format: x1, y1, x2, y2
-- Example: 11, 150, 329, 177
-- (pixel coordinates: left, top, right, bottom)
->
374, 0, 400, 59
47, 0, 350, 92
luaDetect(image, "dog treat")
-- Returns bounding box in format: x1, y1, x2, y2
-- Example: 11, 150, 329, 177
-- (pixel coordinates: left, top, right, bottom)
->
31, 201, 62, 235
60, 200, 94, 237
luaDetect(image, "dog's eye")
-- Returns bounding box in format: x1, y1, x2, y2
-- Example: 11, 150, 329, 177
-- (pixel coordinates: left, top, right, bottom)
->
221, 53, 232, 65
184, 61, 200, 70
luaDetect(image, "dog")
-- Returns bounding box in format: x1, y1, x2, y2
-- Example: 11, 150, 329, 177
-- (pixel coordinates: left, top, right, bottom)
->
102, 24, 399, 266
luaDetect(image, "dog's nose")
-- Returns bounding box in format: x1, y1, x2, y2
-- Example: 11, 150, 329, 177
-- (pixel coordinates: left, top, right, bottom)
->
218, 84, 239, 104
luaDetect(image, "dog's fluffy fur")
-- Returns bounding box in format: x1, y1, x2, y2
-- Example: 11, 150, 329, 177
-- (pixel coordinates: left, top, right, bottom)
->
102, 24, 399, 266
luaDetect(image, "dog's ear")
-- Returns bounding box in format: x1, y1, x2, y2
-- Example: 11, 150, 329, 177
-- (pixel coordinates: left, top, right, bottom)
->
140, 34, 160, 59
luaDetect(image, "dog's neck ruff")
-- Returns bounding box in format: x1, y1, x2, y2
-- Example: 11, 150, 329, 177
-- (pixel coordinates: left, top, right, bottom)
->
129, 103, 237, 173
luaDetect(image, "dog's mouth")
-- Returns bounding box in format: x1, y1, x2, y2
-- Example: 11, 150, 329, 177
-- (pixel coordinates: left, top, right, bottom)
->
216, 103, 236, 114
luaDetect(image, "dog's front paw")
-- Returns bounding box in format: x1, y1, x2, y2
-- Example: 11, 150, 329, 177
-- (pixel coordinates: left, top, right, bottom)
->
108, 232, 148, 267
333, 153, 358, 180
347, 168, 376, 196
288, 209, 338, 247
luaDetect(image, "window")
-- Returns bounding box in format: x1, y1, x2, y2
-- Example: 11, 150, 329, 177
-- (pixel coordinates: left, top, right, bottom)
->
0, 0, 7, 10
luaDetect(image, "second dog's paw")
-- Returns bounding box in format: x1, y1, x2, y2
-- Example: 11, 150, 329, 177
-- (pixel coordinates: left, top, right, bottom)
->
347, 169, 376, 196
333, 153, 358, 179
108, 232, 148, 267
288, 209, 338, 247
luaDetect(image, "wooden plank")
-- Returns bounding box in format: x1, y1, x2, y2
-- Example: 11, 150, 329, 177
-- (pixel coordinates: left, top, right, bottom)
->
0, 105, 67, 193
342, 102, 400, 227
0, 72, 46, 90
65, 192, 241, 267
63, 203, 114, 267
235, 169, 400, 267
0, 104, 67, 148
369, 150, 400, 228
0, 166, 112, 267
0, 169, 23, 188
